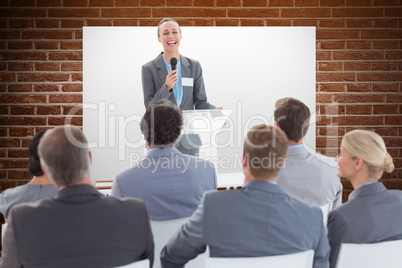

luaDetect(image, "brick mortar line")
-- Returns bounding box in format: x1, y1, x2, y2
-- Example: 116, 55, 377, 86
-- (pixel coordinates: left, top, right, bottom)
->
316, 135, 399, 137
1, 47, 400, 50
2, 16, 402, 20
2, 6, 400, 8
0, 114, 84, 116
2, 26, 402, 29
316, 51, 402, 53
316, 71, 402, 72
319, 92, 400, 93
0, 92, 83, 94
0, 106, 82, 108
2, 71, 83, 73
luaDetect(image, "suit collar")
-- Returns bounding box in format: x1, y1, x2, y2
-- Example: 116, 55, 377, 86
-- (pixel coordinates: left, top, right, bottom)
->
180, 55, 191, 78
348, 181, 386, 201
56, 184, 101, 200
155, 52, 168, 85
154, 52, 164, 68
243, 180, 285, 195
146, 146, 183, 158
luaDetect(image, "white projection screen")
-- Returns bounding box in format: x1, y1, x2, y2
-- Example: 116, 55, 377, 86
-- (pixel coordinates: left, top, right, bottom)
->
83, 26, 316, 181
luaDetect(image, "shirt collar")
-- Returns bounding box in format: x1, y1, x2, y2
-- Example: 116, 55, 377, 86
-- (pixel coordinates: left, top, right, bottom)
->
146, 146, 176, 155
147, 147, 160, 153
288, 144, 304, 150
162, 56, 181, 70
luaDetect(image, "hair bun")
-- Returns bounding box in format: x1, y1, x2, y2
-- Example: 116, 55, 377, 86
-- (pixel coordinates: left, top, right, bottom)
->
384, 153, 394, 173
28, 156, 44, 176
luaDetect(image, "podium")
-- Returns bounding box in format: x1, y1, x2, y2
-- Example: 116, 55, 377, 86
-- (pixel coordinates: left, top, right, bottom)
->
176, 109, 232, 159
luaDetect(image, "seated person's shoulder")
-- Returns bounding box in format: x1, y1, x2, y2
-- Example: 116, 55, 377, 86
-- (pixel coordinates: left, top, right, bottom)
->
115, 158, 152, 178
0, 185, 54, 209
329, 196, 360, 216
6, 197, 54, 220
0, 184, 30, 198
105, 197, 150, 222
202, 188, 241, 208
182, 154, 216, 170
305, 150, 338, 169
105, 195, 147, 210
286, 194, 323, 217
389, 189, 402, 200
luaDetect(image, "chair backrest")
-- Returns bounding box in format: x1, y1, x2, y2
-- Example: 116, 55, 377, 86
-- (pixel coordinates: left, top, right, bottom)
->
320, 202, 333, 230
0, 213, 5, 253
335, 240, 402, 268
2, 223, 7, 244
151, 218, 209, 268
113, 259, 149, 268
205, 250, 314, 268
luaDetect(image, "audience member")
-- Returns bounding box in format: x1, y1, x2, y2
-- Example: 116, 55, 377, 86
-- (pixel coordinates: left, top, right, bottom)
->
0, 130, 56, 219
327, 129, 401, 268
112, 99, 216, 220
0, 125, 154, 268
161, 124, 330, 268
274, 97, 343, 208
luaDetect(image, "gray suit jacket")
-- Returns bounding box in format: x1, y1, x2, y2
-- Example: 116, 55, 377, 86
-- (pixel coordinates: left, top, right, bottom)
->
161, 180, 330, 268
327, 182, 402, 268
0, 184, 56, 218
142, 53, 215, 110
111, 147, 217, 220
277, 146, 343, 209
0, 185, 154, 268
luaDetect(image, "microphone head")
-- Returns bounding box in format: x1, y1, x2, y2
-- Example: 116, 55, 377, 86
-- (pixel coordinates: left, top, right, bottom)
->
170, 57, 178, 70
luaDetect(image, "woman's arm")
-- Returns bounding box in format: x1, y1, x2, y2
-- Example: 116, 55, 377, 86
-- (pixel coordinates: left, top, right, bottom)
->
142, 64, 173, 108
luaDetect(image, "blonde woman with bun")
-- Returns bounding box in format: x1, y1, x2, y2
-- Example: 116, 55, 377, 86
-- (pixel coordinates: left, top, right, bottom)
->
327, 129, 401, 268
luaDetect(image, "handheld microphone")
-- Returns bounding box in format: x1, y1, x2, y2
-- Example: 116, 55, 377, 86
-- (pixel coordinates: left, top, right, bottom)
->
170, 57, 178, 72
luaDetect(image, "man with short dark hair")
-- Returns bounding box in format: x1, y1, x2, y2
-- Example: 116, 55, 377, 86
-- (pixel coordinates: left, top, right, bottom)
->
161, 125, 330, 268
0, 125, 154, 268
112, 100, 216, 220
274, 97, 342, 209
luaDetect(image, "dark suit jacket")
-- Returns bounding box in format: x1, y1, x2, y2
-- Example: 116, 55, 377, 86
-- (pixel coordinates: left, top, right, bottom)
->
142, 52, 215, 110
327, 182, 402, 268
0, 185, 154, 268
161, 180, 330, 268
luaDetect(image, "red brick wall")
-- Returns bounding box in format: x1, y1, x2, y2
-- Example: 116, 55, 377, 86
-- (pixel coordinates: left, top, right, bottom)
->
0, 0, 401, 201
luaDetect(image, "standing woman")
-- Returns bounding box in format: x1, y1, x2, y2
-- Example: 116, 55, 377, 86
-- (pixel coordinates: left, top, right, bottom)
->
327, 129, 402, 268
142, 18, 216, 110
